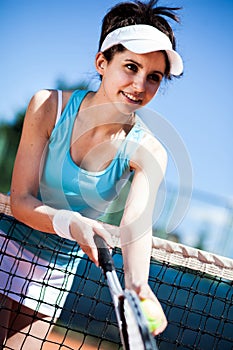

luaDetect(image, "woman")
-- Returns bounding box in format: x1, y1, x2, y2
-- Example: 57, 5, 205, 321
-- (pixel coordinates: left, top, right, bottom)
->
0, 0, 183, 348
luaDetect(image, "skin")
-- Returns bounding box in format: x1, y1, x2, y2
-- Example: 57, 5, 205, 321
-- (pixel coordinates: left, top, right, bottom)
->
95, 50, 165, 114
1, 49, 168, 346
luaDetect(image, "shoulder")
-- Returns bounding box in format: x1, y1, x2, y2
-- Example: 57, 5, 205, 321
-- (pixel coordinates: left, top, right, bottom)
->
28, 89, 56, 113
130, 132, 167, 175
29, 89, 73, 107
25, 89, 72, 136
25, 90, 57, 134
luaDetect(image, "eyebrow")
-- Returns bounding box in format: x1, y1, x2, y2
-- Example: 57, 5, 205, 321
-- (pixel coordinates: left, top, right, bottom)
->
124, 58, 164, 77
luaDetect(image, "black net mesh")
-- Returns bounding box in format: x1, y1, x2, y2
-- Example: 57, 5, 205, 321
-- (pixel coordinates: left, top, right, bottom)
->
0, 212, 232, 350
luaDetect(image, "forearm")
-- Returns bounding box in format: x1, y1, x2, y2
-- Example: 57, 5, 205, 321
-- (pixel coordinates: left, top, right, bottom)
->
10, 193, 117, 250
11, 193, 57, 233
120, 223, 152, 289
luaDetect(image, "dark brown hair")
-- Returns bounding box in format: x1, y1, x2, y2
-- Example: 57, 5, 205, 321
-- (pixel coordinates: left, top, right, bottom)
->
98, 0, 181, 79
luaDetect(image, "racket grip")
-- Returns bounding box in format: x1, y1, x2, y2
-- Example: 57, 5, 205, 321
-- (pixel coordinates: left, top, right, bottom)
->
94, 235, 115, 274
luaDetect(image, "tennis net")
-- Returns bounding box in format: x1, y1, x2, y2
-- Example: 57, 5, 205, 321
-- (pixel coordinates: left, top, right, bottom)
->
0, 193, 232, 350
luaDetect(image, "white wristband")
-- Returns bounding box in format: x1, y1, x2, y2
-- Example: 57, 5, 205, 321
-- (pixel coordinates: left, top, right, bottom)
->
52, 210, 77, 241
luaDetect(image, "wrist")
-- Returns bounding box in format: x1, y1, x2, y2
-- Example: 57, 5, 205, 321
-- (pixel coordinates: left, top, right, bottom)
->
125, 281, 154, 301
124, 274, 148, 291
52, 210, 80, 241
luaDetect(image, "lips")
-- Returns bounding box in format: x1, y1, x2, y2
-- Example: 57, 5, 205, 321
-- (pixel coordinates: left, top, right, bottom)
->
121, 91, 142, 104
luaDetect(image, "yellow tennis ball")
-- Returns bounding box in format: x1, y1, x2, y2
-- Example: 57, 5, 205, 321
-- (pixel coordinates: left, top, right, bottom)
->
140, 299, 163, 332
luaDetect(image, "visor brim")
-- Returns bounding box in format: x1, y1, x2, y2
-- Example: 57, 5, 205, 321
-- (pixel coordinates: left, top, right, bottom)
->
122, 40, 183, 76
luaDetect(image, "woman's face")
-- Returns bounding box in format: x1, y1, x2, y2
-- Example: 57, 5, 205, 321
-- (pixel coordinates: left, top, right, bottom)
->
96, 49, 166, 115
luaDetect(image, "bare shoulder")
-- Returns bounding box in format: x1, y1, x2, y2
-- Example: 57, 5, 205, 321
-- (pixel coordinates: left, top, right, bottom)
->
25, 89, 75, 136
25, 89, 58, 135
28, 89, 57, 111
130, 132, 167, 174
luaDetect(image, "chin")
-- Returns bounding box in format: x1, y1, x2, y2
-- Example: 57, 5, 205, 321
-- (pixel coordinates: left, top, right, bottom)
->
113, 101, 142, 115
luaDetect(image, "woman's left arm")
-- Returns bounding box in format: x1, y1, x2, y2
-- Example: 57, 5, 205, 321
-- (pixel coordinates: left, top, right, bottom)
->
120, 133, 167, 292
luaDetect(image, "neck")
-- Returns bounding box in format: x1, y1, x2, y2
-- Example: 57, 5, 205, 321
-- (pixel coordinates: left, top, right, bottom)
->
82, 90, 135, 127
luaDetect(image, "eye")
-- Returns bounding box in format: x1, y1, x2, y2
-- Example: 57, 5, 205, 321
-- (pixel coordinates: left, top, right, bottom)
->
148, 73, 162, 83
126, 63, 138, 72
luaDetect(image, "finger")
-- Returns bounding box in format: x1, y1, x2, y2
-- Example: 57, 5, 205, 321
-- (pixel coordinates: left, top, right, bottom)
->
92, 247, 99, 266
102, 222, 120, 237
93, 225, 114, 248
153, 318, 168, 336
81, 244, 99, 266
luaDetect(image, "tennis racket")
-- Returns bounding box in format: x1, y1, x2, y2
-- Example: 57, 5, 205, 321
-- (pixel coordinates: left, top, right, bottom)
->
94, 234, 159, 350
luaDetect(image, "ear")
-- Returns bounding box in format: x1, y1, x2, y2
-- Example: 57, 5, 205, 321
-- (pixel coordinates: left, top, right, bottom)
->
95, 52, 108, 76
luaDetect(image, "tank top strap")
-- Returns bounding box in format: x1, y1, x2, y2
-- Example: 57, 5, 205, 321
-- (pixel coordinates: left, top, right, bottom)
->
52, 89, 90, 132
55, 90, 63, 126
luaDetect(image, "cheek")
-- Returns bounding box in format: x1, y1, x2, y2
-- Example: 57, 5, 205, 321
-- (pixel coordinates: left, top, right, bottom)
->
141, 83, 161, 106
113, 70, 131, 85
105, 71, 132, 92
147, 83, 160, 99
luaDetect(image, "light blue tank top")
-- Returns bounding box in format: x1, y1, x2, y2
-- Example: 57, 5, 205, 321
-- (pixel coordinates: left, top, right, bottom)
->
1, 90, 150, 265
39, 89, 147, 220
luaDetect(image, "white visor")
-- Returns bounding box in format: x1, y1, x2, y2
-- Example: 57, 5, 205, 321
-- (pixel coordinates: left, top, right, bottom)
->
100, 24, 183, 76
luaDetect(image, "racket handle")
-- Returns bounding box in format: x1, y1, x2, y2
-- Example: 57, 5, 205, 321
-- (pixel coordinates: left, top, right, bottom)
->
94, 235, 115, 274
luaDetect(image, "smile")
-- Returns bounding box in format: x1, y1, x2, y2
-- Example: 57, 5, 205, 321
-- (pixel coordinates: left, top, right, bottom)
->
122, 91, 142, 104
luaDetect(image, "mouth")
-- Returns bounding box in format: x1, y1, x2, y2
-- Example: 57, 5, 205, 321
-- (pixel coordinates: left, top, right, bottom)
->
121, 91, 142, 105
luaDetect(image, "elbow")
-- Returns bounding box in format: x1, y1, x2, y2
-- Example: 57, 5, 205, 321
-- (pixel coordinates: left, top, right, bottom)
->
10, 193, 30, 222
10, 195, 22, 220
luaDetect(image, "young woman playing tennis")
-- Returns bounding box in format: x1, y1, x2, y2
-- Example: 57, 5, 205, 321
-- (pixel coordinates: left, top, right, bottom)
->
0, 0, 183, 348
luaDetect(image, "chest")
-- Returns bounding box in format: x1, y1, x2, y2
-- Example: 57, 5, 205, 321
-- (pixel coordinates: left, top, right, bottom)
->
70, 122, 129, 172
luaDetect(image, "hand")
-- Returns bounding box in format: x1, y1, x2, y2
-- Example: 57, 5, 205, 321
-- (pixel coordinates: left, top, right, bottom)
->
133, 283, 168, 336
70, 214, 114, 265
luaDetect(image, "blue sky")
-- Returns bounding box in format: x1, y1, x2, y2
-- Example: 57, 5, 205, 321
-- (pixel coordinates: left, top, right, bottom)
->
1, 0, 233, 201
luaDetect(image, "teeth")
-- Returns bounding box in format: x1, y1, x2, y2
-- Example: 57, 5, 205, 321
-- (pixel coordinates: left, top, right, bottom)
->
123, 92, 141, 103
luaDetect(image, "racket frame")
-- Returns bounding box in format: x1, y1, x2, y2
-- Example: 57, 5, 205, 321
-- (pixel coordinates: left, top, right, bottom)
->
94, 234, 158, 350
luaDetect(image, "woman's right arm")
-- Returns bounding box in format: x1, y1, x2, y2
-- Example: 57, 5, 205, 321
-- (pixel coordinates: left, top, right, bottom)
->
11, 89, 58, 232
10, 89, 114, 263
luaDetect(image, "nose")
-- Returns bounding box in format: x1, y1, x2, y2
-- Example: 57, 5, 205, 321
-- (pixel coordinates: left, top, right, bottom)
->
132, 73, 146, 92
